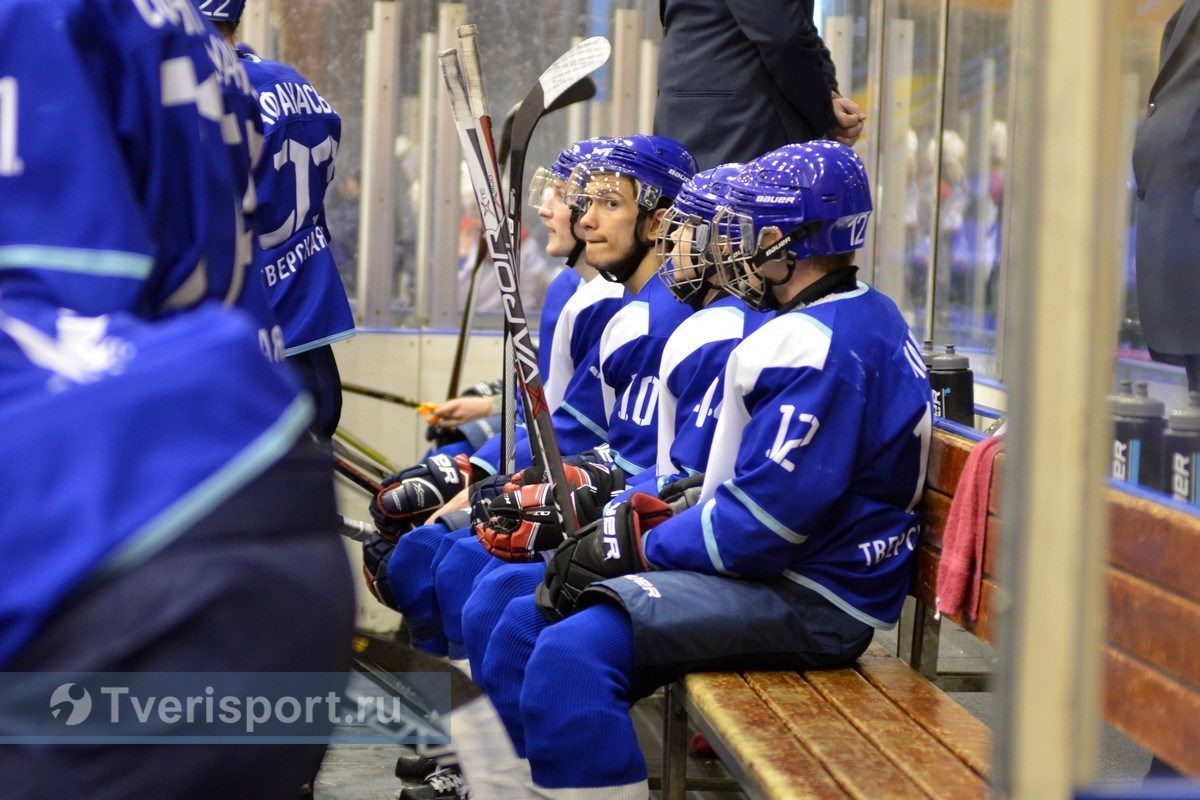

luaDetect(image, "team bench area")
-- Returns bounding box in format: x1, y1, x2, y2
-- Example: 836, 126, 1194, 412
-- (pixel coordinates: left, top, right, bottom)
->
658, 419, 1200, 799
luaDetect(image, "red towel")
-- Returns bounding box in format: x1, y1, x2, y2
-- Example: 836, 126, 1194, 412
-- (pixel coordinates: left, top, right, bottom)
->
935, 433, 1005, 622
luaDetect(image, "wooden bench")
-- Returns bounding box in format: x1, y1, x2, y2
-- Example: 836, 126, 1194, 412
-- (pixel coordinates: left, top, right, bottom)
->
660, 423, 995, 799
663, 419, 1200, 798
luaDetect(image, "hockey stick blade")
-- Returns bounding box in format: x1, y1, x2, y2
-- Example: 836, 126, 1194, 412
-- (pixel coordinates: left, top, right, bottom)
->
537, 36, 610, 108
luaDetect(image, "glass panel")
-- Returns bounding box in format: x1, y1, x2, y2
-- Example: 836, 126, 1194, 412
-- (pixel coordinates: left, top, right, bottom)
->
872, 0, 946, 338
931, 0, 1012, 381
1113, 0, 1197, 504
271, 0, 372, 310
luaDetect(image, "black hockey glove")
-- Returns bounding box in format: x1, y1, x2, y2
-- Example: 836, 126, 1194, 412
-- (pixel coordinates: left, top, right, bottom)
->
474, 463, 627, 562
657, 472, 705, 513
361, 533, 398, 609
535, 493, 673, 622
370, 453, 473, 537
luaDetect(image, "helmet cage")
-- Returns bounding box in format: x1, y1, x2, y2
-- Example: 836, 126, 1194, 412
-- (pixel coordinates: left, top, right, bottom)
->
710, 206, 821, 311
654, 207, 716, 305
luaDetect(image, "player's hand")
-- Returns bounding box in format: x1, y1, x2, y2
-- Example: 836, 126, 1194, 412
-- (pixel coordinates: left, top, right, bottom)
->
535, 493, 673, 621
831, 92, 866, 146
370, 453, 473, 537
429, 396, 496, 429
427, 486, 471, 523
361, 533, 398, 609
658, 472, 705, 513
474, 463, 626, 561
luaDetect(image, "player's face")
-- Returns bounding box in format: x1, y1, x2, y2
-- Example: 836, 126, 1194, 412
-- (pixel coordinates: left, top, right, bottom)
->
537, 180, 577, 259
667, 221, 701, 283
577, 174, 642, 267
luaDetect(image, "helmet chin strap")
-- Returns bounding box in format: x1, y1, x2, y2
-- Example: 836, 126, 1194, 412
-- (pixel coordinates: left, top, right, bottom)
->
753, 253, 796, 311
597, 210, 653, 284
566, 207, 586, 268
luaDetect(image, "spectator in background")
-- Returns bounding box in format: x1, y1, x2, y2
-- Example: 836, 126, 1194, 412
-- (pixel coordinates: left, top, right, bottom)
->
1133, 0, 1200, 392
654, 0, 866, 170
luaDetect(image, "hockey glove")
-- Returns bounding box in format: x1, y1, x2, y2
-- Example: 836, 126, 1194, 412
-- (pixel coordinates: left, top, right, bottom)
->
361, 533, 398, 609
474, 463, 626, 561
657, 472, 705, 513
535, 493, 673, 622
371, 453, 473, 537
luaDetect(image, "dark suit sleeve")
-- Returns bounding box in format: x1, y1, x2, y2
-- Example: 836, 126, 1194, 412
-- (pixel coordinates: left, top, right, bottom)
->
723, 0, 839, 136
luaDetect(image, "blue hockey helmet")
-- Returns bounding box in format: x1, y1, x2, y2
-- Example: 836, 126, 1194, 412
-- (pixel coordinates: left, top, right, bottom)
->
197, 0, 247, 26
712, 141, 872, 310
654, 163, 743, 307
565, 134, 698, 213
528, 136, 622, 213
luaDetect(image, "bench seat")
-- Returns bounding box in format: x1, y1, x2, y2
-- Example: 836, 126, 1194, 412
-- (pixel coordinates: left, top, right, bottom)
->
680, 642, 990, 800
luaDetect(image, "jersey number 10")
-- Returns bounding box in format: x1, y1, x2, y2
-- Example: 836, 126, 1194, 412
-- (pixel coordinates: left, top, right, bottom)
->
0, 77, 23, 177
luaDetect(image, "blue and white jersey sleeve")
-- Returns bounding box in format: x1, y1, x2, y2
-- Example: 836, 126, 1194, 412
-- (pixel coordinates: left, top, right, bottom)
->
551, 277, 624, 450
597, 278, 693, 476
655, 297, 753, 480
538, 266, 581, 382
644, 286, 934, 629
243, 55, 355, 356
0, 0, 255, 325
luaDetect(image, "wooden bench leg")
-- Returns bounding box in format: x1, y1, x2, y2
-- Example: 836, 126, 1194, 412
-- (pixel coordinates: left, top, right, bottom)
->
662, 682, 688, 800
908, 599, 941, 680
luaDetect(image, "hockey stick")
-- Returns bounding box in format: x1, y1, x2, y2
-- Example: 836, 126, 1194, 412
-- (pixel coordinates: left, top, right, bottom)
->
337, 515, 375, 542
332, 438, 387, 482
461, 29, 609, 475
440, 46, 581, 537
334, 454, 383, 495
333, 426, 397, 474
444, 80, 597, 402
341, 381, 422, 409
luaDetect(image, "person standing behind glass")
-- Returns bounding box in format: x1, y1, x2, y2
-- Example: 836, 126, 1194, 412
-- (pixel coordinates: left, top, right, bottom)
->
1133, 0, 1200, 391
654, 0, 866, 170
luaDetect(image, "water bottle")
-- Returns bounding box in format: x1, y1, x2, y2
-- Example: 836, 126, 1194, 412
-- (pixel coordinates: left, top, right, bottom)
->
1163, 392, 1200, 504
921, 339, 936, 370
1109, 381, 1166, 492
929, 345, 974, 426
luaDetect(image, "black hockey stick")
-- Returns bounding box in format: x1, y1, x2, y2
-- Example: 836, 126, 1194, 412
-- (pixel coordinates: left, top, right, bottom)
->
334, 454, 383, 495
440, 42, 602, 539
341, 381, 423, 409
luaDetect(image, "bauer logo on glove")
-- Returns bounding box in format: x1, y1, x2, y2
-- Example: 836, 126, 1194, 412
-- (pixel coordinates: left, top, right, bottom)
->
370, 453, 473, 537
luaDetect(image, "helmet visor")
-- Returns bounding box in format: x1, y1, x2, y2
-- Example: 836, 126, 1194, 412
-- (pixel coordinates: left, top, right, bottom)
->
527, 166, 566, 213
565, 164, 661, 214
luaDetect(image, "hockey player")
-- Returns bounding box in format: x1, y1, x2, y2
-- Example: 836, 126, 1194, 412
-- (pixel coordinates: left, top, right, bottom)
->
0, 2, 353, 798
460, 162, 772, 678
360, 137, 629, 656
201, 1, 357, 437
479, 141, 933, 798
426, 136, 699, 660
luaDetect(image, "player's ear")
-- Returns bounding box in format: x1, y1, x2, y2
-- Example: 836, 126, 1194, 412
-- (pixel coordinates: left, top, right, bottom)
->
757, 226, 784, 249
641, 207, 669, 244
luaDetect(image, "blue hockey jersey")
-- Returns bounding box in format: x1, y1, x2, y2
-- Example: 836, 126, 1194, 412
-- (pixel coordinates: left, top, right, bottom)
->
0, 299, 312, 668
538, 267, 581, 378
598, 276, 693, 475
0, 0, 275, 345
652, 295, 772, 484
241, 53, 355, 356
470, 272, 622, 475
643, 284, 933, 629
